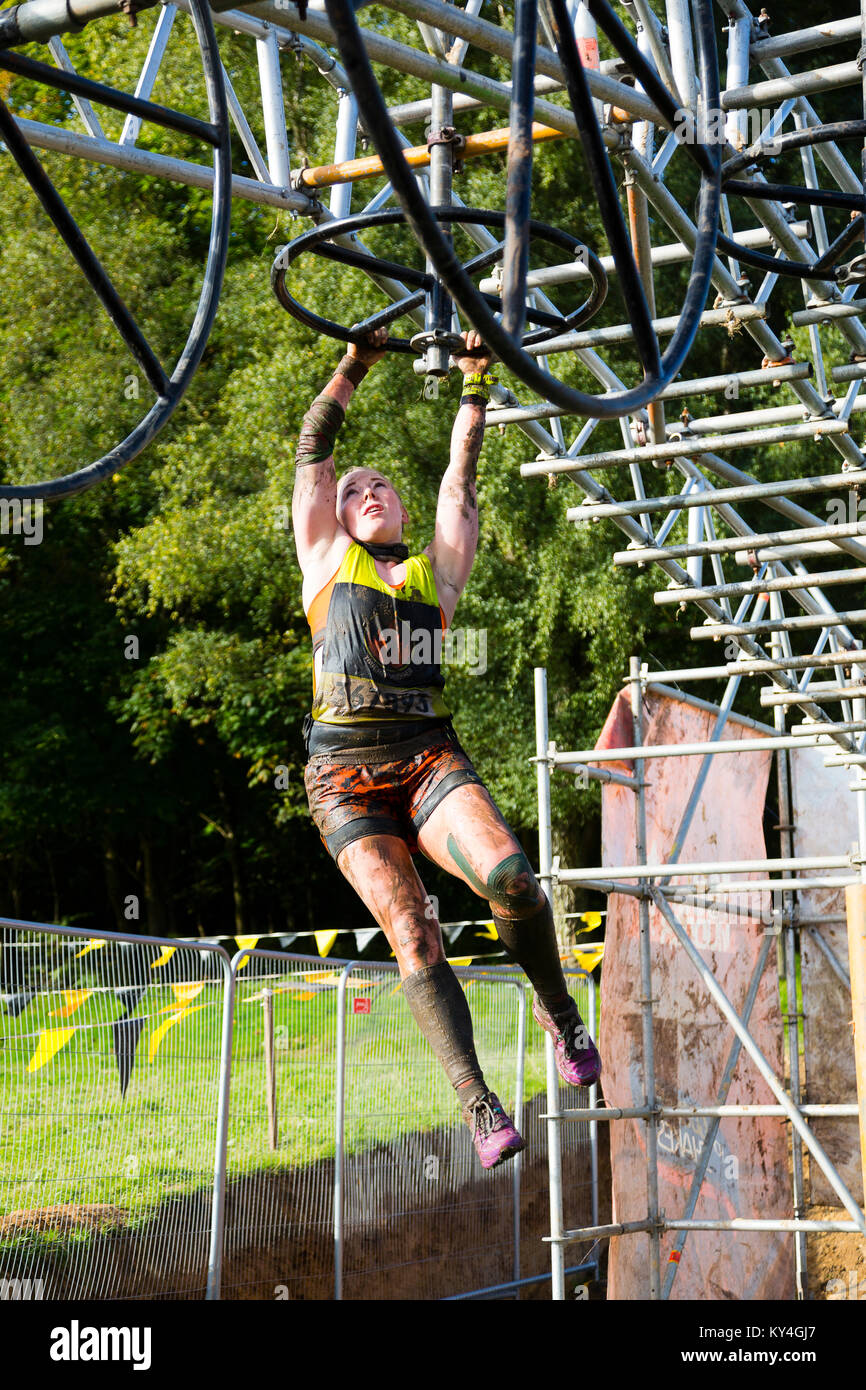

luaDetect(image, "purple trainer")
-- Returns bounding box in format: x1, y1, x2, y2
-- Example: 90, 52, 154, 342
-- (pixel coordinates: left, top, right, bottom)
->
533, 996, 602, 1087
462, 1091, 526, 1170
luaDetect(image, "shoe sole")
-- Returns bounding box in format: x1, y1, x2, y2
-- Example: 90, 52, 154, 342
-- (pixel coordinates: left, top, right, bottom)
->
483, 1138, 527, 1170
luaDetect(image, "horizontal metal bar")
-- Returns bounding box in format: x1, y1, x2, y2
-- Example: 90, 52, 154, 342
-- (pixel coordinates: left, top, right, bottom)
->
294, 120, 565, 189
728, 649, 866, 675
656, 566, 866, 606
751, 15, 860, 61
549, 1104, 860, 1120
665, 877, 858, 893
558, 855, 850, 883
665, 1218, 862, 1232
545, 1220, 654, 1244
831, 362, 866, 382
16, 115, 313, 212
565, 877, 648, 899
630, 665, 735, 683
488, 364, 812, 428
520, 304, 766, 358
791, 718, 866, 734
721, 60, 861, 110
793, 299, 866, 326
480, 226, 812, 292
528, 420, 848, 478
551, 736, 796, 763
691, 609, 866, 640
614, 520, 866, 567
761, 684, 866, 704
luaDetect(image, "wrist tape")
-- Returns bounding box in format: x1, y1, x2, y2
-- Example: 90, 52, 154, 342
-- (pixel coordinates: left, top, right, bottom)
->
295, 393, 346, 468
336, 354, 370, 388
460, 371, 497, 406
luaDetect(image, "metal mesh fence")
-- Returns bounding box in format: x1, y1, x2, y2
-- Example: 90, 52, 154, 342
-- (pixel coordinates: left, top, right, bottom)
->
218, 953, 595, 1301
219, 951, 341, 1300
0, 926, 596, 1301
0, 921, 229, 1301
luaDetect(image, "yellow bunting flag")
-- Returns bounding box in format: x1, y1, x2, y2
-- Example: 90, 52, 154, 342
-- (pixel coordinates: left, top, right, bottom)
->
577, 911, 603, 933
150, 945, 177, 970
572, 943, 605, 972
169, 981, 206, 1008
314, 929, 338, 958
478, 921, 499, 940
446, 956, 473, 967
27, 1027, 76, 1072
149, 1004, 209, 1061
50, 989, 93, 1019
235, 936, 260, 971
75, 939, 107, 959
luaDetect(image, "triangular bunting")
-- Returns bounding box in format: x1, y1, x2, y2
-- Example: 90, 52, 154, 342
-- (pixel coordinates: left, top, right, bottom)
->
572, 943, 605, 971
27, 1027, 76, 1072
169, 981, 206, 1008
150, 945, 177, 970
1, 991, 34, 1016
114, 986, 147, 1018
352, 928, 378, 953
477, 921, 499, 940
314, 929, 338, 958
75, 939, 107, 959
148, 1004, 208, 1061
577, 911, 603, 933
112, 1017, 145, 1098
278, 934, 298, 950
50, 989, 92, 1019
235, 936, 260, 971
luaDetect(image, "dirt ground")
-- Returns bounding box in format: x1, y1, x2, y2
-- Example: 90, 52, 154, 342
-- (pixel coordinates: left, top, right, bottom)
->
806, 1208, 866, 1301
2, 1116, 859, 1300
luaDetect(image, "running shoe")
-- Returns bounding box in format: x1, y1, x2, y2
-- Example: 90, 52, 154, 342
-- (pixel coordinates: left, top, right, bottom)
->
462, 1090, 526, 1170
533, 995, 602, 1087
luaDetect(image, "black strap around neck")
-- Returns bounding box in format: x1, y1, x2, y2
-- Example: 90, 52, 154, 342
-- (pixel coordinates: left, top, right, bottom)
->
359, 539, 410, 563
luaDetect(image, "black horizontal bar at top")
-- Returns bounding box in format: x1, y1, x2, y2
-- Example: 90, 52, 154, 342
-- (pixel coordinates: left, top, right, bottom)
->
0, 47, 221, 147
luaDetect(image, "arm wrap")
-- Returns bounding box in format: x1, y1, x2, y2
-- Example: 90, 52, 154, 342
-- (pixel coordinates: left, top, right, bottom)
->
336, 354, 370, 388
295, 393, 346, 468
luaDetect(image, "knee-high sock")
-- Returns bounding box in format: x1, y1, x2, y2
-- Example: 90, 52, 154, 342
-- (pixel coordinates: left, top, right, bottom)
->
401, 961, 487, 1102
491, 893, 571, 1018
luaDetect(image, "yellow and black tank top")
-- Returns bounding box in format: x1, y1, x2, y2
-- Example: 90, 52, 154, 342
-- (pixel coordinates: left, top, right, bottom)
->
305, 542, 452, 753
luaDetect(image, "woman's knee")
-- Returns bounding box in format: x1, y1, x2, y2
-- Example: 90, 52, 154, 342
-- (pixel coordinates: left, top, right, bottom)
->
487, 848, 545, 916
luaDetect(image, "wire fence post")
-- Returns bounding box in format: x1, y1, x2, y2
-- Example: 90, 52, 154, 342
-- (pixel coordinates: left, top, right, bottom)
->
206, 948, 236, 1301
512, 982, 527, 1288
333, 960, 356, 1302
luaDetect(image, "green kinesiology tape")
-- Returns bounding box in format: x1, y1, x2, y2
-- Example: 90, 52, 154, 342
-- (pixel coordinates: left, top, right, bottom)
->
295, 394, 346, 467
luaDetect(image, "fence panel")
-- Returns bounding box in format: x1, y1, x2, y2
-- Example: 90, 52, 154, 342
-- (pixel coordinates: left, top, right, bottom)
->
217, 953, 596, 1300
0, 919, 230, 1300
218, 951, 341, 1299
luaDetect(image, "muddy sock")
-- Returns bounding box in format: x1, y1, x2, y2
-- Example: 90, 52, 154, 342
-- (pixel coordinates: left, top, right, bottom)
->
401, 961, 487, 1098
491, 893, 573, 1020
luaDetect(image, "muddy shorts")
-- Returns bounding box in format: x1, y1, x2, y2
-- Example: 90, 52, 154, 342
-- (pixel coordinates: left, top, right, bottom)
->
304, 727, 485, 860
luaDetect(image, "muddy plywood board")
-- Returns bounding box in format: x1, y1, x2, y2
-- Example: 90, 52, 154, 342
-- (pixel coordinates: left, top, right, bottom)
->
789, 745, 861, 1205
598, 692, 794, 1300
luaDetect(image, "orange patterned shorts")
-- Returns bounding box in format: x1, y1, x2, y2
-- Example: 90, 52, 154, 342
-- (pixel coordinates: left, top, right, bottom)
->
304, 729, 484, 860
